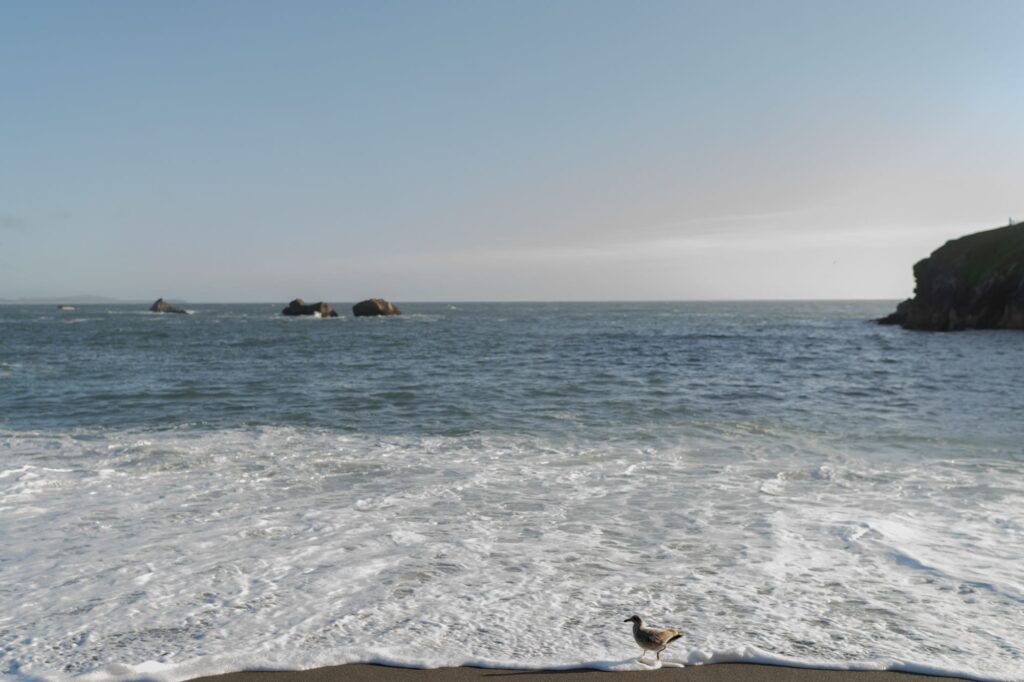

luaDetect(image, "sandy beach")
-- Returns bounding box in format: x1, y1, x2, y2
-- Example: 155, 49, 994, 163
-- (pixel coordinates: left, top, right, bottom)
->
193, 663, 971, 682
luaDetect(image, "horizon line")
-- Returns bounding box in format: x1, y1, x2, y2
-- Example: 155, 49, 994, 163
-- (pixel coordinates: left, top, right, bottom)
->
0, 297, 905, 305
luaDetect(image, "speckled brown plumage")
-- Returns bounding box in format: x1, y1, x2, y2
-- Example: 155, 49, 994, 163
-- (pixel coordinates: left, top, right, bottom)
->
624, 615, 683, 661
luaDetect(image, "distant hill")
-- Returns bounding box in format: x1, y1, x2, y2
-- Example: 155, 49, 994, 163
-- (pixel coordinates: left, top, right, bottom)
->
0, 295, 146, 305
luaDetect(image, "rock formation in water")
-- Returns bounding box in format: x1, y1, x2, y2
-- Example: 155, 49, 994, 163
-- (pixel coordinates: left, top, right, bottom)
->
281, 298, 339, 317
878, 222, 1024, 331
150, 298, 188, 314
352, 298, 401, 317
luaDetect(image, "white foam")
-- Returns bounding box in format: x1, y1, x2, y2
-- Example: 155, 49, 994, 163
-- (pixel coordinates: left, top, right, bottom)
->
1, 427, 1021, 681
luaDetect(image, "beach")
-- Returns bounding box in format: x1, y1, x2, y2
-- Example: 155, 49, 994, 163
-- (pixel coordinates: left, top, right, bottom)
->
194, 663, 971, 682
8, 1, 1024, 678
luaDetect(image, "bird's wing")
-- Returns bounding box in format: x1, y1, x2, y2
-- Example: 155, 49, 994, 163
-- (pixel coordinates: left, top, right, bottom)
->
648, 628, 683, 645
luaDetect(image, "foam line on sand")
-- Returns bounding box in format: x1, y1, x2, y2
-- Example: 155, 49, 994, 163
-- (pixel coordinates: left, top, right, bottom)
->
191, 663, 972, 682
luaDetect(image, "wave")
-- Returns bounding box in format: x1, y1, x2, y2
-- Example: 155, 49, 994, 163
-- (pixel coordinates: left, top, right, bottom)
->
56, 647, 1015, 682
2, 426, 1022, 681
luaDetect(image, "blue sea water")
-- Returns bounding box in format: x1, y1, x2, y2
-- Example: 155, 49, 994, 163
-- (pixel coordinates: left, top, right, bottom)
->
1, 301, 1022, 681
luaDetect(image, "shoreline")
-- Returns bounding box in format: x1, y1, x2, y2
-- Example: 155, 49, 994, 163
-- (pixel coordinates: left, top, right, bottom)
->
191, 663, 975, 682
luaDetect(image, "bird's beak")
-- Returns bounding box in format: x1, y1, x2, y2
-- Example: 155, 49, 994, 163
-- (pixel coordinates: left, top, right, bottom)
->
623, 618, 631, 622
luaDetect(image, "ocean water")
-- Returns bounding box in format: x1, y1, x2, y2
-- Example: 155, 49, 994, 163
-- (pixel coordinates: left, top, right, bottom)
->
1, 301, 1022, 682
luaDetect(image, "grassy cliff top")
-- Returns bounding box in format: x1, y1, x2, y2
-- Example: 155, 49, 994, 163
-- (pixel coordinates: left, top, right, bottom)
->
924, 222, 1024, 286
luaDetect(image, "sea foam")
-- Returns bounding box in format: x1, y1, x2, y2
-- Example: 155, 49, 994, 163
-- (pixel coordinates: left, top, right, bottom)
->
2, 425, 1021, 681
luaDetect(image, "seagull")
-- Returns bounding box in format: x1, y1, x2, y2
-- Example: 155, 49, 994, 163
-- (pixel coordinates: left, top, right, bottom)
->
624, 615, 683, 661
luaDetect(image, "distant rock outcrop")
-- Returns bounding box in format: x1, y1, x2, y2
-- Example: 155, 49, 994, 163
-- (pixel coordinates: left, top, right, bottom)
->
879, 222, 1024, 331
282, 298, 339, 317
352, 298, 401, 317
150, 298, 188, 314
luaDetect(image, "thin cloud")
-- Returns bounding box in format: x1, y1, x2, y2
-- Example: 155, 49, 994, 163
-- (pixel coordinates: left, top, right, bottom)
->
0, 214, 26, 231
659, 208, 820, 230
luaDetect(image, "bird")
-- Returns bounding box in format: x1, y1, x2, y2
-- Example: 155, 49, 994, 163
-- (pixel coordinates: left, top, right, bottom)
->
624, 615, 683, 661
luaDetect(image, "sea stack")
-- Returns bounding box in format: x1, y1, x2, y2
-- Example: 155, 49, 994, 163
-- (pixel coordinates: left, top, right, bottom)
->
281, 298, 339, 317
150, 298, 188, 314
352, 298, 401, 317
878, 222, 1024, 331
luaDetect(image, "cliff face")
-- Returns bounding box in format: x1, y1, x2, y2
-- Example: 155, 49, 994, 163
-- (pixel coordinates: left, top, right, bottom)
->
879, 223, 1024, 331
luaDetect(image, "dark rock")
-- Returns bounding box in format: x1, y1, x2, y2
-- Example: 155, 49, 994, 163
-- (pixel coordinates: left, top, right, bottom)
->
281, 298, 338, 317
878, 223, 1024, 331
352, 298, 401, 317
150, 298, 188, 314
877, 299, 911, 325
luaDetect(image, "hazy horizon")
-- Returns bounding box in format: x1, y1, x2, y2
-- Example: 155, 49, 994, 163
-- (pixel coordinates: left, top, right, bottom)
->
3, 1, 1022, 303
0, 295, 908, 305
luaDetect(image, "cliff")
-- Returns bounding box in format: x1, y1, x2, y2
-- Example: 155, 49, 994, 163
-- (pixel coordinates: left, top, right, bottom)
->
879, 222, 1024, 330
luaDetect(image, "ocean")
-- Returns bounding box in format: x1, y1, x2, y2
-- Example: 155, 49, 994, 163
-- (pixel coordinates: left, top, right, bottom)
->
1, 301, 1022, 681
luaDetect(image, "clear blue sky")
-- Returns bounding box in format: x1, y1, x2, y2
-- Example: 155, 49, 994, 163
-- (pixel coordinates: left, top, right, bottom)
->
2, 0, 1022, 302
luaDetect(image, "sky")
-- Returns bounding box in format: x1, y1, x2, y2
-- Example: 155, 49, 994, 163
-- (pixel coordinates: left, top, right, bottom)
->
2, 0, 1023, 302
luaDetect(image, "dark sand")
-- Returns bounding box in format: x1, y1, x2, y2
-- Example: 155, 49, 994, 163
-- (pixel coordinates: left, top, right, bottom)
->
193, 663, 970, 682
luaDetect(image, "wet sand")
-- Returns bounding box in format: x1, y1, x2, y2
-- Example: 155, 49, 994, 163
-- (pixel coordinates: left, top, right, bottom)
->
192, 663, 970, 682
